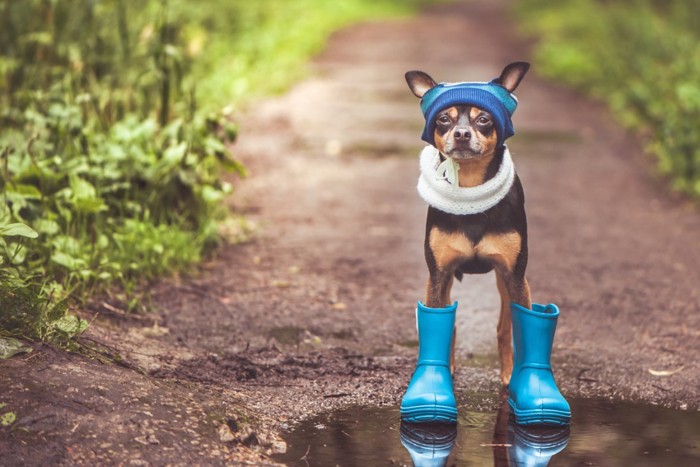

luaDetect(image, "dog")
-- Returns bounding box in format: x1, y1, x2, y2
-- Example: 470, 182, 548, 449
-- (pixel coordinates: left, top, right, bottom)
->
406, 62, 531, 386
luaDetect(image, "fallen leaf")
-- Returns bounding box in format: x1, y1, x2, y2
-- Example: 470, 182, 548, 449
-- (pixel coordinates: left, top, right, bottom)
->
1, 411, 15, 426
53, 314, 88, 335
331, 302, 347, 311
271, 439, 287, 454
648, 366, 684, 377
0, 337, 32, 359
218, 423, 235, 442
271, 280, 291, 288
303, 335, 322, 346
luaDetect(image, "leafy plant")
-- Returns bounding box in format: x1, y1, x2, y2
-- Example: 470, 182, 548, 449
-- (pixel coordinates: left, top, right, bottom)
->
0, 0, 242, 341
0, 0, 439, 343
515, 0, 700, 196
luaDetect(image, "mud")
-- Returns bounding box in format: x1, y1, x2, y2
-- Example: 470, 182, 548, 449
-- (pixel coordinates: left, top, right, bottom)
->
275, 395, 700, 466
1, 0, 699, 465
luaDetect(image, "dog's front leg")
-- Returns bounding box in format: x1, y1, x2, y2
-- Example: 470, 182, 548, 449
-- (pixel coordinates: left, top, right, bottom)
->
426, 269, 457, 374
425, 269, 454, 309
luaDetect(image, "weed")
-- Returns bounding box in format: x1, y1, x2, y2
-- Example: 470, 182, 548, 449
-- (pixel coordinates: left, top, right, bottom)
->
0, 0, 241, 341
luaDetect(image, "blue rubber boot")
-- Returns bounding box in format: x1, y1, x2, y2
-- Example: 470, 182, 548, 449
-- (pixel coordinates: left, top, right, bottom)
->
508, 303, 571, 426
400, 301, 458, 423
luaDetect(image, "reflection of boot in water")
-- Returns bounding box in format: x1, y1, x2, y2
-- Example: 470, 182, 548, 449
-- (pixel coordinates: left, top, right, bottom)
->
507, 421, 570, 466
400, 421, 457, 467
492, 392, 569, 467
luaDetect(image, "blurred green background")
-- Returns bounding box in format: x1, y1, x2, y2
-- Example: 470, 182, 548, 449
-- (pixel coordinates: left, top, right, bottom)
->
1, 0, 698, 344
0, 0, 433, 343
516, 0, 700, 196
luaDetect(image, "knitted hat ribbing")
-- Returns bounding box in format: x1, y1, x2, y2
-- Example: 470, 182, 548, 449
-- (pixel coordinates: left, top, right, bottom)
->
420, 80, 519, 147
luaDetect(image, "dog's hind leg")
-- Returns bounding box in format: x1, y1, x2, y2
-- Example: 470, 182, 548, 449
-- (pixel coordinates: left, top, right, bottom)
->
501, 270, 531, 309
496, 272, 514, 385
476, 231, 531, 385
495, 272, 513, 385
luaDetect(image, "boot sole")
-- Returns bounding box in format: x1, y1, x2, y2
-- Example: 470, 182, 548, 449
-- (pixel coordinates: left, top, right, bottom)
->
508, 399, 571, 426
400, 405, 458, 423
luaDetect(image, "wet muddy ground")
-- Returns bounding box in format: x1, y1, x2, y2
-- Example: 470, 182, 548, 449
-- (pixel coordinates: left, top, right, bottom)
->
1, 0, 699, 465
276, 395, 700, 466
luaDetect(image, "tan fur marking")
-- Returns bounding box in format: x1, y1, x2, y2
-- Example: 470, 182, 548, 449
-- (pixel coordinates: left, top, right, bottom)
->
428, 227, 475, 269
433, 131, 447, 153
469, 107, 482, 120
478, 129, 498, 154
476, 231, 522, 272
456, 153, 494, 187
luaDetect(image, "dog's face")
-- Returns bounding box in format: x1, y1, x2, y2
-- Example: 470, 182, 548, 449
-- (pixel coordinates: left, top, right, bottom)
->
432, 105, 498, 160
405, 62, 529, 161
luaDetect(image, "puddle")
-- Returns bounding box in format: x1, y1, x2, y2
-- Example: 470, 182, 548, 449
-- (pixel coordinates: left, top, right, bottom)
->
274, 397, 700, 466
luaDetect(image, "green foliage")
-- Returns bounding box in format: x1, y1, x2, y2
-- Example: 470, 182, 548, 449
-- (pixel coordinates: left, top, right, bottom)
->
0, 0, 437, 343
0, 272, 84, 343
177, 0, 440, 108
515, 0, 700, 196
0, 0, 242, 342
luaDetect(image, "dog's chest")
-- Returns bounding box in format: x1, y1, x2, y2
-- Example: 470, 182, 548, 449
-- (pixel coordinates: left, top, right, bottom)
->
428, 227, 522, 271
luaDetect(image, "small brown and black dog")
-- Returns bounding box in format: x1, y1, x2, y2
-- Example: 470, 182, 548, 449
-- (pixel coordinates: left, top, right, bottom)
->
406, 62, 531, 386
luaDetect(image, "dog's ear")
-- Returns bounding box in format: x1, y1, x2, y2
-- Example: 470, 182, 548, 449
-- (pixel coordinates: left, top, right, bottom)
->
495, 62, 530, 92
405, 71, 437, 98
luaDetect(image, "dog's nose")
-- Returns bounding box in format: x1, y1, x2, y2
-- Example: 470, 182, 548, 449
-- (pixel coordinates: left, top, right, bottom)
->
454, 128, 471, 141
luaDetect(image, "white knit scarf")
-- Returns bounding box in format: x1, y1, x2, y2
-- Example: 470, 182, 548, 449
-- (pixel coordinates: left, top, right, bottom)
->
416, 145, 515, 215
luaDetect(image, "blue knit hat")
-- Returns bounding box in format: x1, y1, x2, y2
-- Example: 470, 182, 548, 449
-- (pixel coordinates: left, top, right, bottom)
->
420, 79, 518, 147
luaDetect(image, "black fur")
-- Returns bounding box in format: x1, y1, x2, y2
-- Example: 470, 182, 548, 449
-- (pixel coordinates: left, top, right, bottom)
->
424, 145, 528, 282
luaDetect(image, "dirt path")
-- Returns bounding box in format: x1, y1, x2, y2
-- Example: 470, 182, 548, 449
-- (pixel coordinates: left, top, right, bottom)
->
2, 0, 699, 465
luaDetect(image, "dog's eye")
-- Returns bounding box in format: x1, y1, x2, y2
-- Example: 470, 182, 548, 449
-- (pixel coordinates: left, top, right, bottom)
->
438, 115, 450, 124
476, 116, 491, 125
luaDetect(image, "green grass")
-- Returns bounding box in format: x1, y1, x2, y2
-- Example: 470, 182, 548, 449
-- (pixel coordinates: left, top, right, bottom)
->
180, 0, 436, 109
0, 0, 438, 344
515, 0, 700, 196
